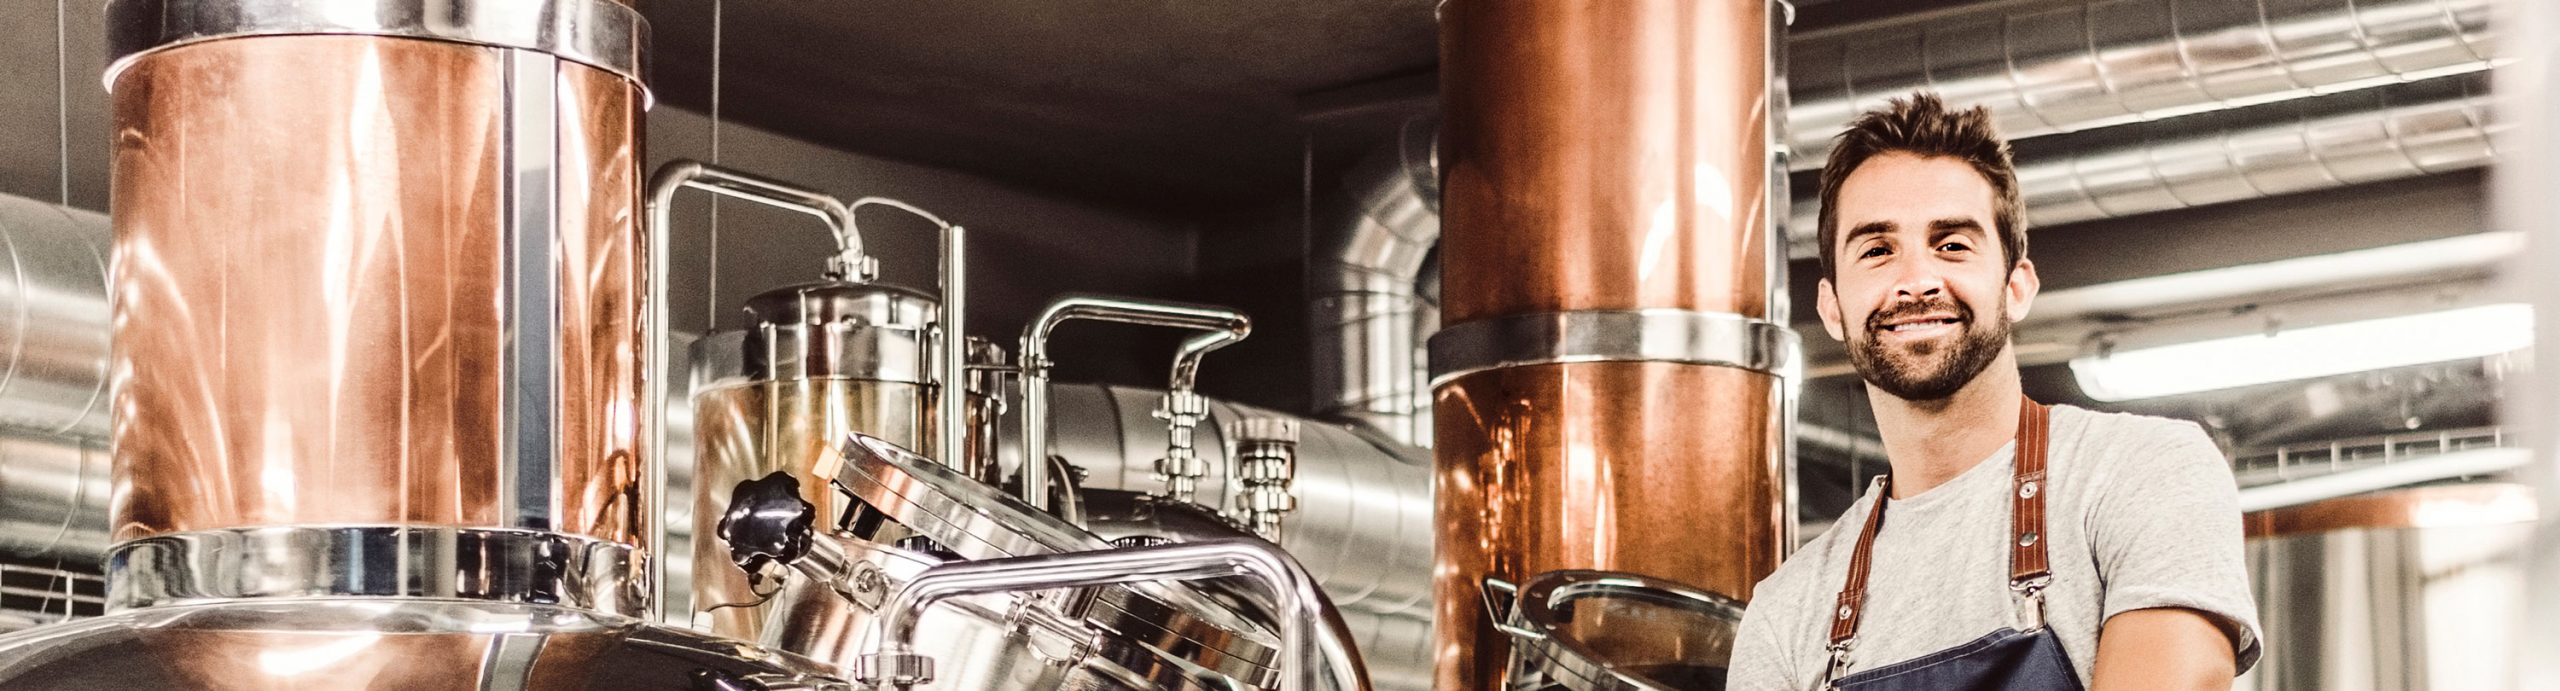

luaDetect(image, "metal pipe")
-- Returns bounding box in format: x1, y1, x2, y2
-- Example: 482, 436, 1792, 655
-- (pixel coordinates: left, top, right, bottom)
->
647, 160, 880, 283
854, 539, 1369, 691
2234, 448, 2529, 513
1786, 0, 2496, 169
1783, 77, 2503, 252
0, 195, 107, 441
1017, 295, 1252, 511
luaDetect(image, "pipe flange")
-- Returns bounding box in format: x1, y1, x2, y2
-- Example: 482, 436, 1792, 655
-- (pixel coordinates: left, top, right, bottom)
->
106, 0, 652, 92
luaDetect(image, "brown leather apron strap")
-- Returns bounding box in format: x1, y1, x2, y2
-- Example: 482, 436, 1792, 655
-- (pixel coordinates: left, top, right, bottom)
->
1825, 395, 2053, 650
2010, 399, 2053, 584
1827, 473, 1891, 645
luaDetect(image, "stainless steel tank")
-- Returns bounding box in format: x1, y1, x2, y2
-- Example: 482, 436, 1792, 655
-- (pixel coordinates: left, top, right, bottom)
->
2240, 483, 2535, 690
689, 280, 941, 638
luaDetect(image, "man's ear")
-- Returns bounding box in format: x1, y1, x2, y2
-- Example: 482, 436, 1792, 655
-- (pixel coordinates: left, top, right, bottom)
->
1815, 277, 1847, 342
2006, 258, 2040, 324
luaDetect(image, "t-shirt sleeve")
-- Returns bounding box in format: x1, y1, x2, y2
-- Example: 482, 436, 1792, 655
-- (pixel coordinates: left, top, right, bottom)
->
2084, 421, 2264, 674
1726, 574, 1805, 691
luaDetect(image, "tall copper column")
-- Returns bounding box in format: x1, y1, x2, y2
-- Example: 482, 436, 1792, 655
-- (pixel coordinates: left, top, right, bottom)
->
1430, 2, 1791, 688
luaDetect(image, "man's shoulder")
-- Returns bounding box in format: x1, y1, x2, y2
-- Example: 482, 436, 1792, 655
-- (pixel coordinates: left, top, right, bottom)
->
2051, 404, 2220, 462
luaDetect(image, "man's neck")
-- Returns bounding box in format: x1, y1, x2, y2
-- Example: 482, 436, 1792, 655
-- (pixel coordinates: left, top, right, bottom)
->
1867, 350, 2025, 500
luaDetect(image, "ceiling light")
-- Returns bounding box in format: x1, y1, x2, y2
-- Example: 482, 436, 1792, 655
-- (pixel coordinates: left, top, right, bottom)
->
2069, 303, 2533, 402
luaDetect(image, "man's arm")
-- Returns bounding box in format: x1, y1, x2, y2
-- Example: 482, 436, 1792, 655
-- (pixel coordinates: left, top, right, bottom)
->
2082, 421, 2263, 681
2091, 607, 2237, 690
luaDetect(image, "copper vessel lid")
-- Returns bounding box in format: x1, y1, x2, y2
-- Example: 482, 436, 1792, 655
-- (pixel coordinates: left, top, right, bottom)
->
829, 433, 1282, 680
1490, 570, 1745, 691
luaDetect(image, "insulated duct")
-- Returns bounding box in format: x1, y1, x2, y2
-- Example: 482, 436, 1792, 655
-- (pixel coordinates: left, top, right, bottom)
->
1311, 119, 1438, 446
1316, 0, 2500, 441
1782, 80, 2499, 254
1787, 0, 2496, 168
0, 197, 108, 441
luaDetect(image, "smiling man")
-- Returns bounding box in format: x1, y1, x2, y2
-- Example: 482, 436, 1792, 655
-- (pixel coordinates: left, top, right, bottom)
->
1726, 93, 2261, 691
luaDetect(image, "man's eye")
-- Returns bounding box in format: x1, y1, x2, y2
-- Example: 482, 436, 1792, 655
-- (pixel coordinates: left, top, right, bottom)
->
1938, 242, 1971, 253
1859, 245, 1889, 259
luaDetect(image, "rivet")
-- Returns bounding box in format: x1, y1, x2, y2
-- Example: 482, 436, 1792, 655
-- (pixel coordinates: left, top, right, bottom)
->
2018, 531, 2040, 547
1837, 605, 1853, 620
2019, 481, 2039, 499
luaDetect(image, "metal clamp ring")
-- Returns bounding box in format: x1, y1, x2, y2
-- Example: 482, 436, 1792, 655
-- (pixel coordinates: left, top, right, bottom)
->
107, 525, 648, 616
1428, 308, 1800, 387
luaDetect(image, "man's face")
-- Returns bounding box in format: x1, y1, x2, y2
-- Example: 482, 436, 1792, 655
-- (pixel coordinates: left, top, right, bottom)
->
1816, 152, 2038, 402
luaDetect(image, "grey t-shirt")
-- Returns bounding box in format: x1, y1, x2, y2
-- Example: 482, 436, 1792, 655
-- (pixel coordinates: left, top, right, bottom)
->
1728, 405, 2262, 690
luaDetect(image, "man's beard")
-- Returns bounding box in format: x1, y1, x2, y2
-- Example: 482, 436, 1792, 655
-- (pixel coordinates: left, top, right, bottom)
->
1844, 294, 2011, 402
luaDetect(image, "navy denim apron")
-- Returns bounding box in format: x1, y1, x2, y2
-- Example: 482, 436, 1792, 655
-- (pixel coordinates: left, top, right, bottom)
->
1819, 398, 2083, 691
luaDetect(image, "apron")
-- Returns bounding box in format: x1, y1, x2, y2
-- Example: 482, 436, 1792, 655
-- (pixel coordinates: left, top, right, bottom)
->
1819, 397, 2082, 691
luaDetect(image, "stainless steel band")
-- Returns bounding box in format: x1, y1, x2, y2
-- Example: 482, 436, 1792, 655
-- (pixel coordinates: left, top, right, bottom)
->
1426, 309, 1801, 387
104, 0, 652, 90
107, 526, 649, 616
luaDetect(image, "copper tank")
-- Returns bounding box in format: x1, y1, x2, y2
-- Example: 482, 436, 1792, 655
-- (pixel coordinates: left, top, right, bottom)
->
1432, 1, 1790, 688
109, 16, 646, 551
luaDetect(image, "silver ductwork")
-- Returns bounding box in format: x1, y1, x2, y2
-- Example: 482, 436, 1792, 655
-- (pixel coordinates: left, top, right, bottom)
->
1311, 118, 1438, 446
1787, 0, 2495, 169
0, 196, 108, 441
1783, 79, 2499, 255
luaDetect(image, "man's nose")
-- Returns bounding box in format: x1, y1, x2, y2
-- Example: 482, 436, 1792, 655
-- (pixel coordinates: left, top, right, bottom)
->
1889, 260, 1947, 299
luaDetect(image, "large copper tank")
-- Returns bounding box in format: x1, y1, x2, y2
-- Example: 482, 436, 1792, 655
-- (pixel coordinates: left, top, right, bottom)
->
109, 14, 647, 554
1430, 1, 1792, 688
0, 2, 854, 689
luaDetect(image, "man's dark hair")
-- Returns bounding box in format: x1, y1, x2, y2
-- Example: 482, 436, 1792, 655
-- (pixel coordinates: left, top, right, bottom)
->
1816, 91, 2026, 280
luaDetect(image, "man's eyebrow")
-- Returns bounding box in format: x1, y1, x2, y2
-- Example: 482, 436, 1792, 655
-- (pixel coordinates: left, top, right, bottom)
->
1842, 220, 1894, 247
1928, 217, 1986, 234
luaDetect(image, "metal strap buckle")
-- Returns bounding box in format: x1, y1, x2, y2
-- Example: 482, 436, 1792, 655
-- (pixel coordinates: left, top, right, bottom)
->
2011, 575, 2053, 632
1822, 640, 1855, 689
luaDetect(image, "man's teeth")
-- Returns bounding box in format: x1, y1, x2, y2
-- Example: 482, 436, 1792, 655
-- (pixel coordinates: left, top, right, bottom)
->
1886, 319, 1956, 332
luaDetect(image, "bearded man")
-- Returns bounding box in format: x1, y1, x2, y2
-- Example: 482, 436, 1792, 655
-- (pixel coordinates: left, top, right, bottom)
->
1725, 93, 2261, 691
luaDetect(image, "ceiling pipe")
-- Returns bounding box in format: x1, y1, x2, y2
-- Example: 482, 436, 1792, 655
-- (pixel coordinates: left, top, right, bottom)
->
1787, 0, 2496, 169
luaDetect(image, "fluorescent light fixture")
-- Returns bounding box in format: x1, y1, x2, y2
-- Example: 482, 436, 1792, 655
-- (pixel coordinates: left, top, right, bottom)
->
2070, 303, 2534, 402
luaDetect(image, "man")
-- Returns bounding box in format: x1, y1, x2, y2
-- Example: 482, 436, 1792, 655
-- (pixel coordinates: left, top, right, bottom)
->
1726, 93, 2261, 690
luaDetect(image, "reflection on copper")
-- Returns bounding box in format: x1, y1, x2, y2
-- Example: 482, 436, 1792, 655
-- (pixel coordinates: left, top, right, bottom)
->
554, 62, 648, 548
689, 379, 928, 638
1435, 1, 1777, 687
1433, 363, 1785, 689
2245, 483, 2538, 539
143, 628, 615, 691
107, 36, 645, 543
1437, 0, 1773, 325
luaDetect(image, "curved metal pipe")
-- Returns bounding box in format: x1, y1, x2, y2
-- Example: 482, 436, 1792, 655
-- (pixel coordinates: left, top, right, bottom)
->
648, 159, 878, 283
1007, 383, 1435, 621
1018, 295, 1252, 511
855, 539, 1370, 691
